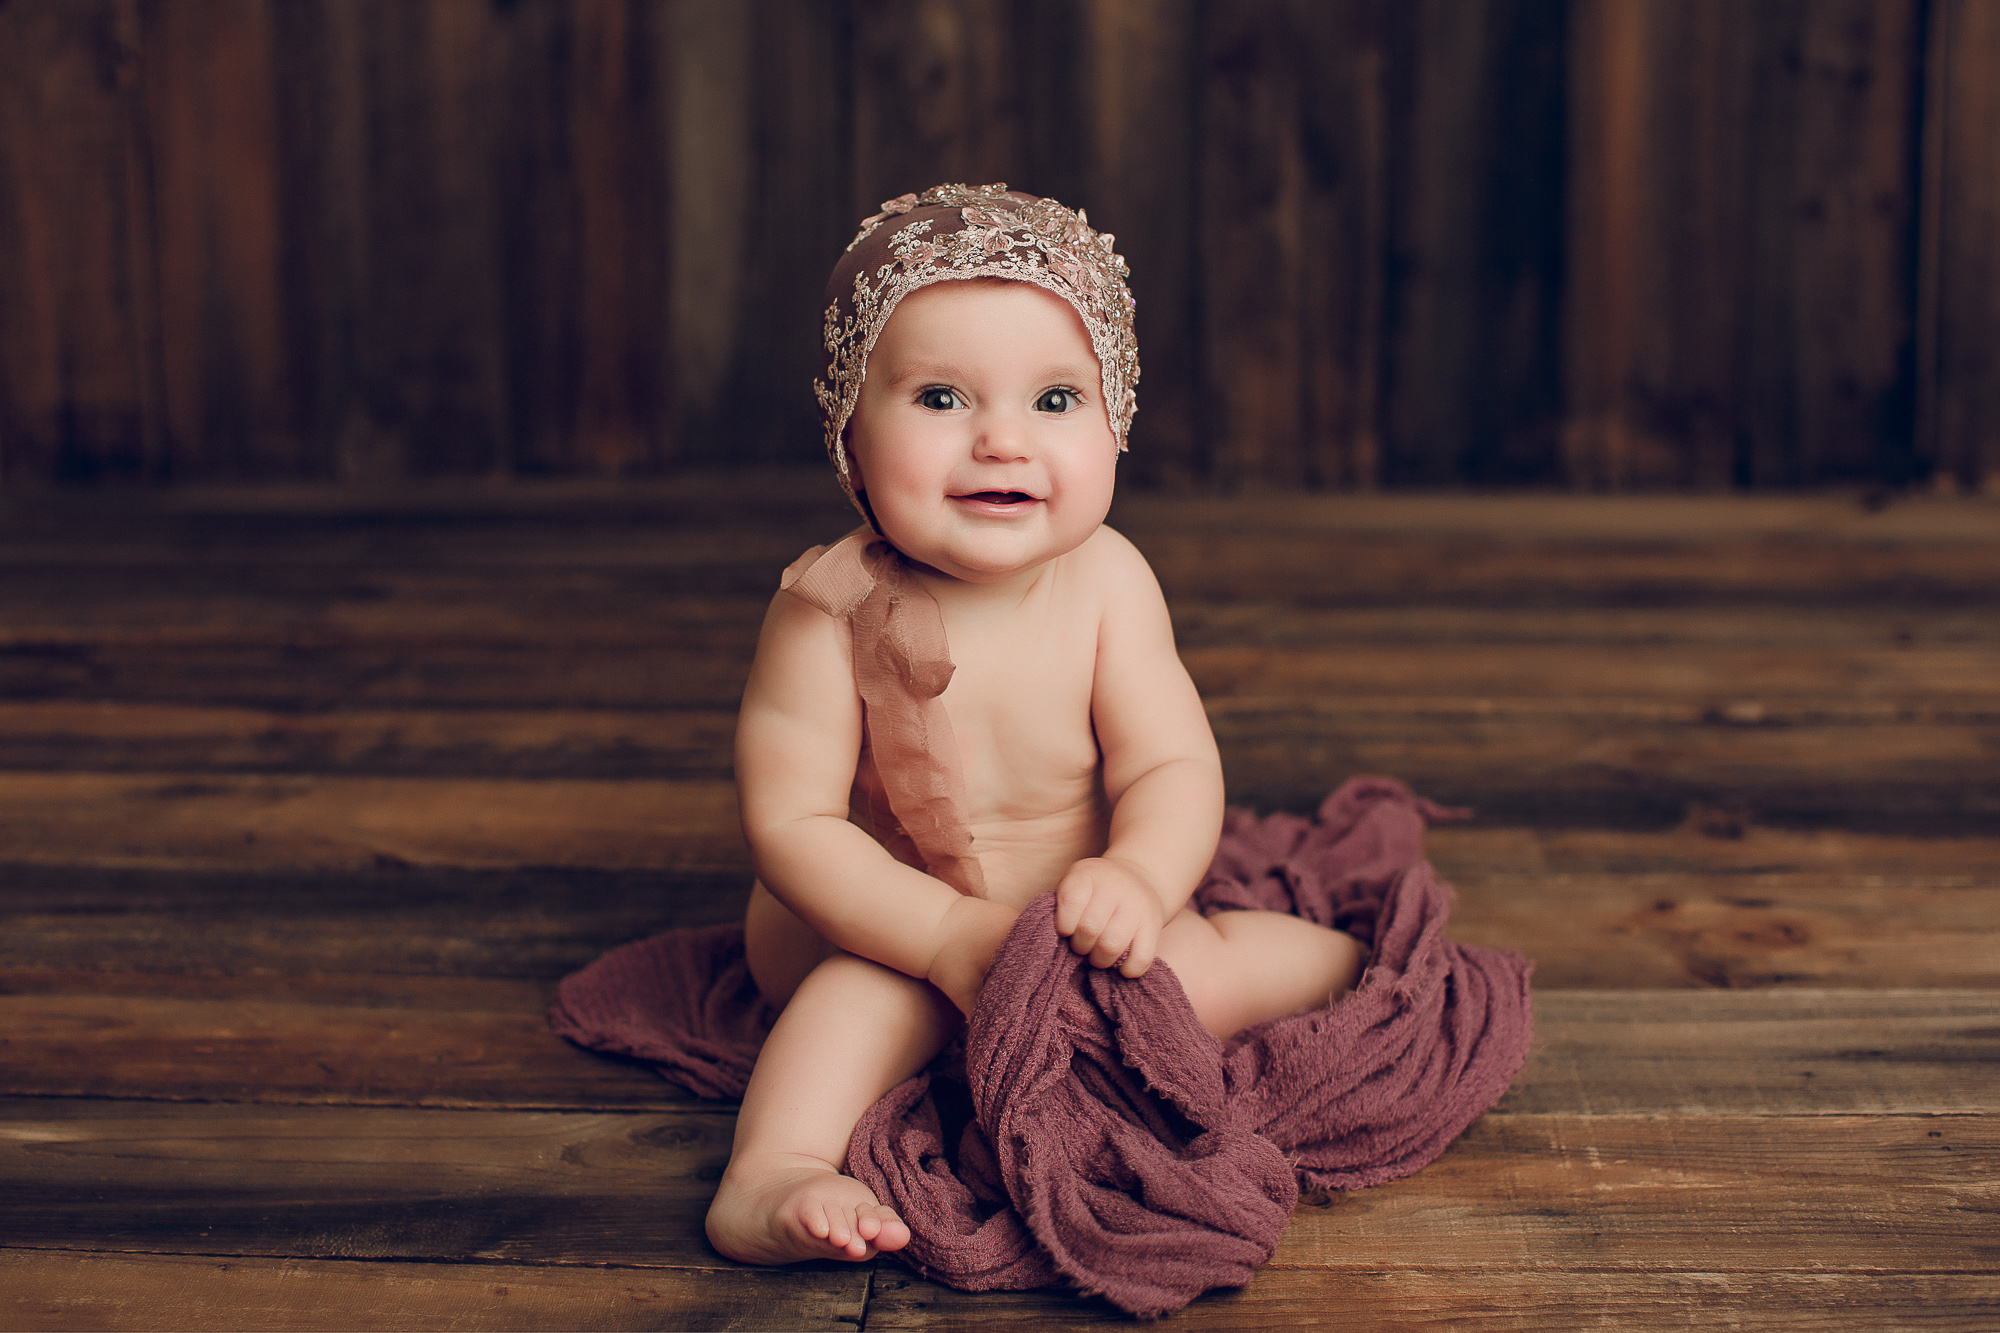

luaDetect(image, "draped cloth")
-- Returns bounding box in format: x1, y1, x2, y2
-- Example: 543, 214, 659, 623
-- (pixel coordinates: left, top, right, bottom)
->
547, 537, 1535, 1317
780, 528, 986, 897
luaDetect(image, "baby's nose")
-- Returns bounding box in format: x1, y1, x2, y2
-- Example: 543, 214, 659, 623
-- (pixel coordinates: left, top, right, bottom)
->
975, 435, 1031, 464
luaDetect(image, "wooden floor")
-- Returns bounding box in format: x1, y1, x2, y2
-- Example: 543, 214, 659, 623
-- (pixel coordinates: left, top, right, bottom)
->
1, 476, 1996, 1331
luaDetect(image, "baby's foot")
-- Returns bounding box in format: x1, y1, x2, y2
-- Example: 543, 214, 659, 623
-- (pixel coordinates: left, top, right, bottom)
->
706, 1153, 912, 1265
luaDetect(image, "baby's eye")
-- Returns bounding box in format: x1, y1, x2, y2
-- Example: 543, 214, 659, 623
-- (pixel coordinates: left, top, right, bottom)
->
1036, 387, 1081, 414
918, 387, 963, 412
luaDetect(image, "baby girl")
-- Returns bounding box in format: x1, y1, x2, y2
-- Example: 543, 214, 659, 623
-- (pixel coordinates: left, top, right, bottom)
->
705, 184, 1364, 1266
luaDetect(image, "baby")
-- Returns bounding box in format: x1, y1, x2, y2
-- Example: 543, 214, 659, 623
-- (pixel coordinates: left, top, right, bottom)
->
705, 185, 1364, 1267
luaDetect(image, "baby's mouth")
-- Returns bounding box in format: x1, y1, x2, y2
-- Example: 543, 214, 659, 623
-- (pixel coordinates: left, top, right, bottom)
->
957, 490, 1039, 506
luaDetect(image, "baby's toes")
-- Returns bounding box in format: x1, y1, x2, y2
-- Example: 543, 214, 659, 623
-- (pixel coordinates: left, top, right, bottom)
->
858, 1204, 911, 1253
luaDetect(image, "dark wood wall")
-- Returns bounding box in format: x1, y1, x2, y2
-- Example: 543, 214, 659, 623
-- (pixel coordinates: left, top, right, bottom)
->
0, 0, 1991, 491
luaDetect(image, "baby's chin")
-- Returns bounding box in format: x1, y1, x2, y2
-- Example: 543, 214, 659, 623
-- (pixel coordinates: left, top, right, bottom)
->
900, 527, 1092, 584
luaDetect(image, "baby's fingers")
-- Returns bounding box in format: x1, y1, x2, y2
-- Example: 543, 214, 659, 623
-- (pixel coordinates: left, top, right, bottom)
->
1087, 911, 1142, 971
1053, 871, 1097, 937
1116, 923, 1159, 978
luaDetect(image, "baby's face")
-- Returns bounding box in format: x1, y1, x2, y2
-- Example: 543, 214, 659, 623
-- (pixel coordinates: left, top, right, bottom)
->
847, 279, 1118, 584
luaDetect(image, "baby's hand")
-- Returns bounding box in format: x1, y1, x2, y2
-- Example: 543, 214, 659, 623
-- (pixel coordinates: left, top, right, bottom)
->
1054, 857, 1166, 977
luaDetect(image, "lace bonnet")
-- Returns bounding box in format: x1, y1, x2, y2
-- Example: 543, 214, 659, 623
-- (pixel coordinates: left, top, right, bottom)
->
814, 183, 1139, 511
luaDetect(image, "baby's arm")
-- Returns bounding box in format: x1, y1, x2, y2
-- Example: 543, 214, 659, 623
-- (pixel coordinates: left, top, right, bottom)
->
735, 588, 1015, 1014
1055, 529, 1226, 976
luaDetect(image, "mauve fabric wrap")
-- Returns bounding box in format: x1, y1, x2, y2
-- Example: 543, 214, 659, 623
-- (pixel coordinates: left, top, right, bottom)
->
548, 776, 1534, 1318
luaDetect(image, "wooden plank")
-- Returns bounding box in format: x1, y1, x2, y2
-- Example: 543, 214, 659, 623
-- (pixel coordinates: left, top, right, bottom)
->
1918, 0, 2000, 495
713, 0, 857, 470
342, 0, 510, 480
4, 635, 1993, 715
1449, 871, 2000, 989
0, 0, 161, 484
4, 767, 1995, 877
0, 1250, 867, 1333
1110, 490, 2000, 542
1789, 0, 1922, 484
1517, 824, 2000, 876
0, 490, 1993, 585
867, 1269, 2000, 1330
5, 850, 1994, 995
0, 1100, 735, 1266
1562, 1, 1922, 489
1134, 531, 2000, 606
7, 592, 1998, 662
0, 861, 745, 978
849, 0, 1020, 223
0, 990, 685, 1110
1269, 1113, 1999, 1273
4, 845, 1992, 994
1196, 0, 1307, 487
1184, 642, 2000, 706
1072, 0, 1202, 486
141, 0, 298, 479
4, 696, 1995, 833
3, 987, 1995, 1115
1210, 703, 2000, 832
0, 1102, 1987, 1274
1505, 990, 2000, 1115
0, 702, 741, 778
494, 0, 674, 477
0, 772, 746, 872
1, 764, 1988, 880
3, 484, 1995, 541
1382, 0, 1567, 487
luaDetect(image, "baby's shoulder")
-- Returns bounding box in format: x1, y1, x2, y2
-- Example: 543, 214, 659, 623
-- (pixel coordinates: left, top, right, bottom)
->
1063, 524, 1165, 602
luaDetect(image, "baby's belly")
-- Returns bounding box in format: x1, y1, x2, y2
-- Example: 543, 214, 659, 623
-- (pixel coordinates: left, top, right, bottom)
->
966, 797, 1110, 910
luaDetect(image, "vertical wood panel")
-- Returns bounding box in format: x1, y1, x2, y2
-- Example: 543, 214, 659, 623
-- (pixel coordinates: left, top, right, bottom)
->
664, 0, 753, 466
553, 0, 673, 475
142, 0, 295, 479
1563, 0, 1644, 489
1790, 0, 1920, 484
266, 0, 366, 482
357, 0, 509, 480
851, 0, 1023, 209
1918, 0, 2000, 495
719, 0, 855, 469
1075, 0, 1200, 487
1564, 0, 1920, 490
1298, 0, 1390, 491
0, 1, 1972, 491
1197, 0, 1305, 488
0, 0, 160, 484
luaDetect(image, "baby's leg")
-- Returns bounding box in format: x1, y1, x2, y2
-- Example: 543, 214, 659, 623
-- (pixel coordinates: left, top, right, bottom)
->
1157, 909, 1365, 1041
706, 948, 959, 1265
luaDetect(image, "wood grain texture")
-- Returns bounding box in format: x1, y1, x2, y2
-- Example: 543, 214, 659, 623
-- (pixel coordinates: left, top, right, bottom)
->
0, 1099, 737, 1266
1564, 0, 1922, 488
1448, 870, 2000, 989
5, 697, 1993, 837
3, 987, 1994, 1115
142, 0, 296, 479
1918, 0, 2000, 494
2, 6, 1972, 489
0, 0, 160, 484
865, 1270, 2000, 1330
1383, 0, 1566, 486
0, 1102, 1988, 1274
0, 861, 746, 978
0, 1250, 869, 1333
0, 772, 746, 872
0, 487, 1991, 1328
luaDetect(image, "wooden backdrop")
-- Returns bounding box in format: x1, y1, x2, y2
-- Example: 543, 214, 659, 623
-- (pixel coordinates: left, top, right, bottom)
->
0, 0, 1993, 491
